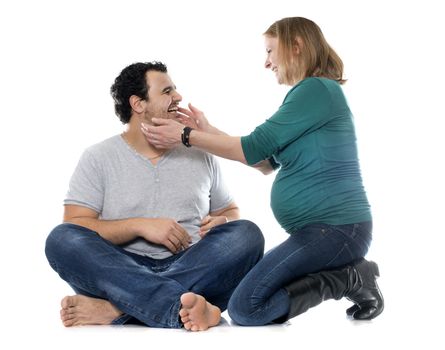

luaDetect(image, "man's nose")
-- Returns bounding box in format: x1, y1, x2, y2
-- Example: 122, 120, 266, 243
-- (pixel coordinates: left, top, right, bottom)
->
173, 91, 182, 102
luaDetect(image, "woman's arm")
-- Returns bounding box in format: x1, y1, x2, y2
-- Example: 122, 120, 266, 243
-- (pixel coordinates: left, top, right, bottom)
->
143, 120, 279, 174
142, 103, 277, 167
189, 129, 247, 164
142, 118, 248, 164
252, 159, 275, 175
143, 103, 248, 162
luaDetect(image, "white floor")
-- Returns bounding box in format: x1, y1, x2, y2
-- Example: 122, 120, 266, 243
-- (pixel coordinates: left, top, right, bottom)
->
2, 173, 444, 350
2, 1, 444, 348
2, 258, 443, 350
6, 304, 441, 350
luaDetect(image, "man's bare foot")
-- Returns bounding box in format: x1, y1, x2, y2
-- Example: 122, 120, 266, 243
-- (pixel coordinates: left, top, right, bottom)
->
60, 295, 123, 327
179, 292, 221, 331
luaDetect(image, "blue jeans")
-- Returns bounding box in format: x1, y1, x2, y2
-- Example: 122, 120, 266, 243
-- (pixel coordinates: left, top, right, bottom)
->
227, 221, 372, 326
45, 220, 264, 328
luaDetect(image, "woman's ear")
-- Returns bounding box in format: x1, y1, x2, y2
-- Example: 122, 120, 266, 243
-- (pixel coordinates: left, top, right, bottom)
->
130, 95, 145, 114
293, 36, 304, 55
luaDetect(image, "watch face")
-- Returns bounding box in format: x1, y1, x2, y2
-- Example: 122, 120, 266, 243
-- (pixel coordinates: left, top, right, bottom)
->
181, 127, 192, 147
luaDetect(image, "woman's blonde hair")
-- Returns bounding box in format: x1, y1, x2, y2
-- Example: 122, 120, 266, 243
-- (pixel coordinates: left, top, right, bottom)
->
264, 17, 346, 85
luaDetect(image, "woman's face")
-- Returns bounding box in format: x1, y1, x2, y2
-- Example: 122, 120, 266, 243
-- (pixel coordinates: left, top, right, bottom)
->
264, 35, 283, 84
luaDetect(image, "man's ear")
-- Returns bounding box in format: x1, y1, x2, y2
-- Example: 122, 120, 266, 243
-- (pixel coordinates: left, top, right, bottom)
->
293, 36, 304, 55
129, 95, 145, 114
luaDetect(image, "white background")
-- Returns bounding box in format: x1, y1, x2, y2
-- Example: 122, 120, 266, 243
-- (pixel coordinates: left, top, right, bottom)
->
1, 0, 444, 349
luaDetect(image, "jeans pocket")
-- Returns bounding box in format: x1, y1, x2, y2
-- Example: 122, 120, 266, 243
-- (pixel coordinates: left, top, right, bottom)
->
325, 242, 354, 268
334, 223, 372, 261
335, 223, 357, 238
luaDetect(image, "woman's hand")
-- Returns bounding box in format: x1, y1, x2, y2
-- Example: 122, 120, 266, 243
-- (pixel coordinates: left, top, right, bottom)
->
175, 103, 212, 133
199, 215, 228, 237
141, 119, 184, 149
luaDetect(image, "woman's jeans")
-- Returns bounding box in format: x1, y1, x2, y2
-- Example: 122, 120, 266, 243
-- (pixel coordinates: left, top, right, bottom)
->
228, 221, 372, 326
45, 220, 264, 328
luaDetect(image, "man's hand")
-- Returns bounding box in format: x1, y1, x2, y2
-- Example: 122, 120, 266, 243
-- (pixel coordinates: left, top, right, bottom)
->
135, 218, 192, 254
199, 215, 228, 237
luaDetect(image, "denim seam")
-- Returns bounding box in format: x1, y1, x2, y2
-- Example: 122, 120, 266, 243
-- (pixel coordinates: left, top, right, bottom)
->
111, 313, 133, 325
168, 299, 182, 328
113, 296, 182, 328
115, 298, 169, 327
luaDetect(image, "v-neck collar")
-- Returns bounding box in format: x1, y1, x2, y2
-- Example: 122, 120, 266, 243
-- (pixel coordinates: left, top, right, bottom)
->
118, 134, 174, 168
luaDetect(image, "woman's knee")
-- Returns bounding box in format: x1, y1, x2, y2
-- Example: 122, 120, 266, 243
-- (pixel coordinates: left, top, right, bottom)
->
227, 289, 262, 326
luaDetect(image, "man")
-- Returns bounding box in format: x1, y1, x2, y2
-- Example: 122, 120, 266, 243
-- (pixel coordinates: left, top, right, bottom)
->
45, 61, 264, 331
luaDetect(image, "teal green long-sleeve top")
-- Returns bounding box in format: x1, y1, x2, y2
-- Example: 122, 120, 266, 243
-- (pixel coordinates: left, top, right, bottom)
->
241, 77, 371, 233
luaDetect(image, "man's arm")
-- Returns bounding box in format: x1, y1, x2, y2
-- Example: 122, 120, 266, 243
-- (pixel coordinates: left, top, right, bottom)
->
209, 201, 240, 222
199, 201, 240, 236
64, 205, 191, 253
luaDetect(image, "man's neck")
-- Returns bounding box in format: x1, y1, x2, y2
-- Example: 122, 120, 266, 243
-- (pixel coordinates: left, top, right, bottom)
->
122, 123, 164, 158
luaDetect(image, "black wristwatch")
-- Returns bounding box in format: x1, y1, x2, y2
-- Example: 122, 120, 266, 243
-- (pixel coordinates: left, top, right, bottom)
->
181, 127, 193, 148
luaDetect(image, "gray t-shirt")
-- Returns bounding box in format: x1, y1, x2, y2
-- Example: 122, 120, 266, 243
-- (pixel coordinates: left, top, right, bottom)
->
65, 135, 234, 259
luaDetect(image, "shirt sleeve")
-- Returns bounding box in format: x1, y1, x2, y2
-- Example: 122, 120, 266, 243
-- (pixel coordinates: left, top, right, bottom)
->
241, 78, 333, 165
268, 156, 281, 170
64, 149, 104, 213
208, 156, 234, 213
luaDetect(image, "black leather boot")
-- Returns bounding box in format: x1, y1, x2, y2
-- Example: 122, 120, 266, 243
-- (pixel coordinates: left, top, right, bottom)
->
344, 258, 384, 320
276, 258, 384, 322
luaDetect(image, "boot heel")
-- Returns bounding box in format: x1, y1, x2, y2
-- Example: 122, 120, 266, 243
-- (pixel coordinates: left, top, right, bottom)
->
369, 261, 380, 277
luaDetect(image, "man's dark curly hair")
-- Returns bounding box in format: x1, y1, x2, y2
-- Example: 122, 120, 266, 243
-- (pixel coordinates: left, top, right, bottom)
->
110, 61, 167, 124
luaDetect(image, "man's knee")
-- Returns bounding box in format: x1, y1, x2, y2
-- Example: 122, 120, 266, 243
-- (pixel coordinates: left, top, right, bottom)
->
231, 219, 265, 255
45, 223, 94, 266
